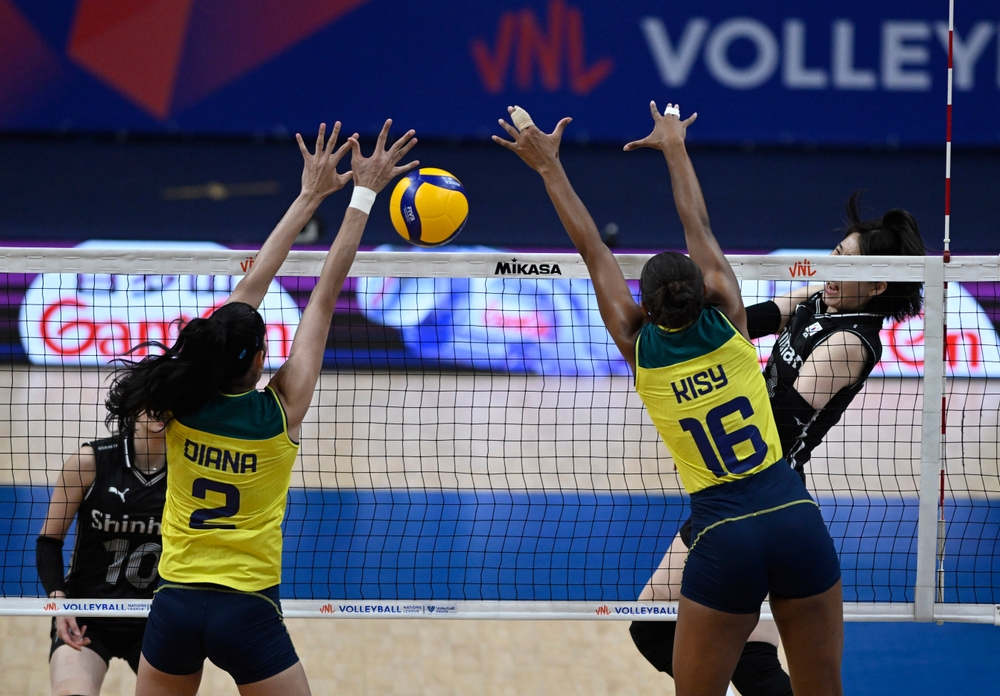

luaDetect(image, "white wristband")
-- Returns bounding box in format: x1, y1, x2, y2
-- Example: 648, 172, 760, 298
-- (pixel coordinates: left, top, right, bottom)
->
349, 186, 377, 214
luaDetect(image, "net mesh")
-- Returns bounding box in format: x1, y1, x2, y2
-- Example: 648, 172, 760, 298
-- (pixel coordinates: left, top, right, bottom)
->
0, 248, 997, 620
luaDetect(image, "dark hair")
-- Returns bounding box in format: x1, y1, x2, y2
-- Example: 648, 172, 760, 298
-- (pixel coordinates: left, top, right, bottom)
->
640, 251, 705, 329
843, 192, 926, 321
105, 302, 265, 434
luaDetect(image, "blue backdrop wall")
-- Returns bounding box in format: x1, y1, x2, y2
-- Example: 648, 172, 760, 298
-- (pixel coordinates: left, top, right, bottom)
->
2, 0, 999, 145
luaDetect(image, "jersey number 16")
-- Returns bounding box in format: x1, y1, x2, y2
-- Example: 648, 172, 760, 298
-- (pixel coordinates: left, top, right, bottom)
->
679, 396, 769, 478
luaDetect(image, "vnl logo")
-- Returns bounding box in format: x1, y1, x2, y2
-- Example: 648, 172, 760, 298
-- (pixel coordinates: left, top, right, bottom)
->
641, 16, 997, 92
789, 260, 817, 278
595, 605, 611, 616
472, 0, 614, 94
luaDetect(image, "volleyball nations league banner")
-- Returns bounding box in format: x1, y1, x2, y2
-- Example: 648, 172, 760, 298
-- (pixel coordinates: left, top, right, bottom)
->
1, 0, 998, 145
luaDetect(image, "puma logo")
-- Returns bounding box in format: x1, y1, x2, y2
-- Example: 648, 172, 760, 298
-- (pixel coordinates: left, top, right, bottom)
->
109, 487, 129, 503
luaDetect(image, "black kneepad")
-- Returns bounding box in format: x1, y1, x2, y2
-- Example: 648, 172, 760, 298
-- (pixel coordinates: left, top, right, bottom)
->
629, 620, 676, 676
731, 641, 793, 696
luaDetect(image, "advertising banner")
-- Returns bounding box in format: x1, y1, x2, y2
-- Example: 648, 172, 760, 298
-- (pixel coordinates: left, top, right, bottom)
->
5, 244, 999, 377
17, 242, 301, 367
2, 0, 998, 145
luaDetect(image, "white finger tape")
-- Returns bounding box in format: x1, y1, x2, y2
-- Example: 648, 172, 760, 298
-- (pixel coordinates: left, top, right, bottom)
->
663, 106, 680, 117
510, 106, 535, 131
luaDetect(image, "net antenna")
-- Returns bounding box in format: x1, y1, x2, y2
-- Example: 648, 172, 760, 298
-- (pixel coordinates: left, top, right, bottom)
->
938, 0, 955, 606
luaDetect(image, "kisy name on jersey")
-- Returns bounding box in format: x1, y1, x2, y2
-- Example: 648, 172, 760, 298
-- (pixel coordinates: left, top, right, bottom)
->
671, 364, 729, 404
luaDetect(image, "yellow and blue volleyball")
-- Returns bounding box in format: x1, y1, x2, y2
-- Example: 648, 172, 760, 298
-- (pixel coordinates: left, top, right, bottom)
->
389, 168, 468, 247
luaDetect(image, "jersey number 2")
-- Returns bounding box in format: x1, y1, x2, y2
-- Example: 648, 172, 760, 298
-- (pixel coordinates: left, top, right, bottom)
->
679, 396, 768, 478
189, 478, 240, 529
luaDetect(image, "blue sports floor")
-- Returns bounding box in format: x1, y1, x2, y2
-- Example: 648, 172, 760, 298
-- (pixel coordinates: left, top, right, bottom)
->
2, 486, 998, 692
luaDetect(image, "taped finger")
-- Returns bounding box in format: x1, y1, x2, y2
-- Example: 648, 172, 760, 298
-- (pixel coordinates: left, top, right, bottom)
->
510, 106, 535, 131
663, 105, 680, 117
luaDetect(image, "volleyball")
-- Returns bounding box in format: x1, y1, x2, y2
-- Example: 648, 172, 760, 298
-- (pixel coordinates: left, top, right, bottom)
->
389, 168, 469, 247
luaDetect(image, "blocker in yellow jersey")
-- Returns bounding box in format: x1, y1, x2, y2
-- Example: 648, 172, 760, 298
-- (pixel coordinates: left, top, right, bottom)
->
160, 387, 298, 592
635, 305, 783, 494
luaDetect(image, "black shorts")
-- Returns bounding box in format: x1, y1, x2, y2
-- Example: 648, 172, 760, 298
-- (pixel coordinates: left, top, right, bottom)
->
141, 582, 299, 685
680, 461, 842, 614
50, 616, 147, 673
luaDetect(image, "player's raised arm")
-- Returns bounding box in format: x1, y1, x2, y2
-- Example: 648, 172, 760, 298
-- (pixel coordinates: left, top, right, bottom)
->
269, 120, 418, 438
624, 102, 747, 338
227, 121, 353, 309
493, 105, 646, 369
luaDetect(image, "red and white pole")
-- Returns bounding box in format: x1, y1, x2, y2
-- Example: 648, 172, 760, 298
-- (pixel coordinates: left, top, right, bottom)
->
936, 0, 955, 605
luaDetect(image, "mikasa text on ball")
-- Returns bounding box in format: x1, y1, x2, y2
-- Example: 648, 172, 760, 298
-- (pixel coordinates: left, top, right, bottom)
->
389, 168, 468, 247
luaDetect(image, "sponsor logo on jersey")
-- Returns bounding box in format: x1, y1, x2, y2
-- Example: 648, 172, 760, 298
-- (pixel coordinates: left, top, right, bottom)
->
494, 259, 563, 276
776, 331, 804, 369
90, 509, 161, 535
109, 486, 129, 502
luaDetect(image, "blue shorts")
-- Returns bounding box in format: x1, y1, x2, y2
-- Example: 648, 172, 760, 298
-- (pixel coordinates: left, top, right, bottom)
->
681, 461, 842, 614
141, 583, 299, 685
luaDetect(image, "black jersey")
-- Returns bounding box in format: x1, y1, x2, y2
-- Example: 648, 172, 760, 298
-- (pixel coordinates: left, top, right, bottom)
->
764, 291, 884, 476
64, 434, 166, 600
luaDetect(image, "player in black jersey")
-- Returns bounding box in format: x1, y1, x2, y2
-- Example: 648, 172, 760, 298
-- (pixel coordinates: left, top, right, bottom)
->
36, 413, 166, 696
630, 192, 925, 696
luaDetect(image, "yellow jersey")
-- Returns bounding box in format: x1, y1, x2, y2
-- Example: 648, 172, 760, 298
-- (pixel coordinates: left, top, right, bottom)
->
635, 306, 782, 494
159, 387, 299, 591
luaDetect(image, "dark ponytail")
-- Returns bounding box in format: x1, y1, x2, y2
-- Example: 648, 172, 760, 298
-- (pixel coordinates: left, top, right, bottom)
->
844, 192, 926, 321
640, 251, 705, 329
106, 302, 265, 434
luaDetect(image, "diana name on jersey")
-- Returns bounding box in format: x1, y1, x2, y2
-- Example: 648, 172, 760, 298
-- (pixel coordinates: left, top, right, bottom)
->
183, 438, 257, 474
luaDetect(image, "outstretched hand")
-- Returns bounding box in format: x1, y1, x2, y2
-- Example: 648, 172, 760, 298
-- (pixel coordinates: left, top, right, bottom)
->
492, 105, 572, 175
348, 119, 419, 193
623, 102, 698, 152
297, 122, 353, 198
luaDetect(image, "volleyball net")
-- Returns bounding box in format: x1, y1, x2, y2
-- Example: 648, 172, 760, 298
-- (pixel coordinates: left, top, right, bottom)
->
0, 247, 997, 623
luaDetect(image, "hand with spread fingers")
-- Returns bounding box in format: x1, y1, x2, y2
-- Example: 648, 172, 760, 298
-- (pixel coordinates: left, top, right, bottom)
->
492, 105, 572, 176
296, 121, 353, 200
348, 119, 420, 194
623, 101, 698, 153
